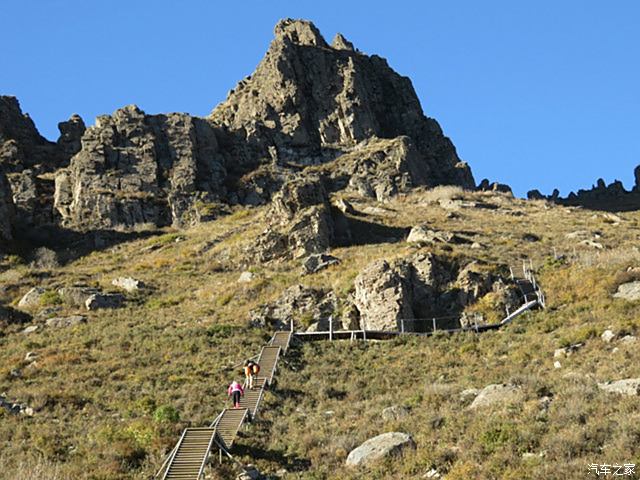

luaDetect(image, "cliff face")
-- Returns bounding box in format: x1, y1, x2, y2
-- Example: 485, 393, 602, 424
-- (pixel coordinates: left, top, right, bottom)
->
1, 19, 476, 239
54, 105, 227, 229
0, 165, 14, 246
211, 19, 474, 188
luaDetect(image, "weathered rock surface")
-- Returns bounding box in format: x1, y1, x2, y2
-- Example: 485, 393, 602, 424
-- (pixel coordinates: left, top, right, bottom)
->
354, 259, 413, 331
17, 287, 46, 309
354, 253, 515, 331
250, 284, 337, 330
45, 315, 87, 328
112, 276, 145, 292
613, 281, 640, 301
211, 19, 474, 188
601, 329, 616, 343
0, 165, 14, 244
468, 384, 520, 409
85, 293, 124, 310
54, 105, 227, 229
407, 224, 459, 244
381, 405, 409, 421
598, 378, 640, 396
346, 432, 416, 467
58, 286, 101, 307
301, 253, 341, 274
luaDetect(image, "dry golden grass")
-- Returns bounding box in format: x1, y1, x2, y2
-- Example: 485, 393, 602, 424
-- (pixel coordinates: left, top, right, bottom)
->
2, 191, 640, 478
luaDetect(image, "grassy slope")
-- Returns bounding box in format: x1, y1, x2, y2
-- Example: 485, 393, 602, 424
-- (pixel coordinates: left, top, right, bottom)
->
2, 189, 640, 479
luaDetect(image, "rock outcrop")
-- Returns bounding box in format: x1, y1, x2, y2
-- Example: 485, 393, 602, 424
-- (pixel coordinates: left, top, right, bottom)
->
250, 284, 337, 330
211, 19, 474, 189
54, 105, 227, 229
0, 164, 14, 245
354, 254, 518, 331
3, 19, 478, 238
527, 167, 640, 212
468, 384, 521, 409
346, 432, 416, 467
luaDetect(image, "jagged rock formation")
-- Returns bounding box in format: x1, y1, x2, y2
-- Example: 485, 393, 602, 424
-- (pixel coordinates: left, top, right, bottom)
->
527, 166, 640, 212
0, 165, 15, 245
0, 97, 86, 235
54, 105, 227, 229
1, 19, 477, 241
211, 18, 474, 188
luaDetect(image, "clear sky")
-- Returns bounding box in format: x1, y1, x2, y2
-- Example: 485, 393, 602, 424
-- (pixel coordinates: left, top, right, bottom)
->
2, 1, 639, 197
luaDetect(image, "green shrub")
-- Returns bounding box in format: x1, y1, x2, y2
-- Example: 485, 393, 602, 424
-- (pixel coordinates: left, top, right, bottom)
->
153, 405, 180, 423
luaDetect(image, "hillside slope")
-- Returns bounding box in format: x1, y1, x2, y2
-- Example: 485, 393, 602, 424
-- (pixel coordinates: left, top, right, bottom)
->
2, 188, 640, 479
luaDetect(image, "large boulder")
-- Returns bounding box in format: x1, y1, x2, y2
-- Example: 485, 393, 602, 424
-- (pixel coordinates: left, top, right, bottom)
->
85, 293, 124, 310
250, 284, 337, 330
17, 287, 46, 309
468, 384, 520, 409
613, 281, 640, 301
598, 378, 640, 396
354, 260, 413, 331
346, 432, 416, 467
54, 105, 227, 229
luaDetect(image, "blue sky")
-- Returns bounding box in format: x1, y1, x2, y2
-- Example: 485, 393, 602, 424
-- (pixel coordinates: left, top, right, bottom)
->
2, 1, 639, 197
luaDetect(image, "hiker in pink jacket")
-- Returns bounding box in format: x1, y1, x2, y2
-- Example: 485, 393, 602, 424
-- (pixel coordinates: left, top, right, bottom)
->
227, 380, 244, 408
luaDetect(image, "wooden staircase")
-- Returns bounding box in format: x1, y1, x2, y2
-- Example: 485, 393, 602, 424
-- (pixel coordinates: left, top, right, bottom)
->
161, 428, 216, 480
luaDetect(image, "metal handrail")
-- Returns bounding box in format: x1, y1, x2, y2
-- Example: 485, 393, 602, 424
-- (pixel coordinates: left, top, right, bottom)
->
159, 428, 187, 480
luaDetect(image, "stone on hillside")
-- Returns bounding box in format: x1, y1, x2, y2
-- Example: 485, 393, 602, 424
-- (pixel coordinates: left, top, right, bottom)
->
238, 271, 255, 283
85, 293, 124, 311
621, 335, 637, 344
58, 286, 101, 307
381, 405, 409, 421
354, 259, 413, 331
250, 284, 337, 330
112, 276, 145, 292
236, 465, 262, 480
346, 432, 416, 467
601, 329, 616, 343
459, 388, 480, 404
17, 287, 46, 309
302, 253, 341, 274
24, 351, 38, 361
406, 225, 458, 244
613, 281, 640, 301
22, 325, 39, 335
598, 378, 640, 396
579, 239, 604, 249
46, 315, 87, 328
340, 298, 361, 330
455, 262, 493, 307
468, 384, 520, 410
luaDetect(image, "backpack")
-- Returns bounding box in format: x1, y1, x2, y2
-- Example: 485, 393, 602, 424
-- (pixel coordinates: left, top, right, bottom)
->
252, 363, 260, 375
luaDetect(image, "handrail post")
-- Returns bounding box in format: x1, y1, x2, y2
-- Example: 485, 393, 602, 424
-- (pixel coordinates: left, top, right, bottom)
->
329, 316, 333, 341
400, 319, 405, 334
290, 319, 294, 332
432, 318, 436, 332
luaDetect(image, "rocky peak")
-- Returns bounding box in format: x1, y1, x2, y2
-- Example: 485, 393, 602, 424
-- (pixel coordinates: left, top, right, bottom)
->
331, 33, 355, 52
57, 114, 86, 158
0, 96, 58, 172
274, 18, 328, 48
211, 19, 474, 189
